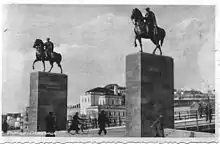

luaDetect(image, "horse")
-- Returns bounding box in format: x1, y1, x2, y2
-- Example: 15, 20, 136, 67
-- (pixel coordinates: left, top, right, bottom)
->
32, 39, 63, 74
131, 8, 166, 55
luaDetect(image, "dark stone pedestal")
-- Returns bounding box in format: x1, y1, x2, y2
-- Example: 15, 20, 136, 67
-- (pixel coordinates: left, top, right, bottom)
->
126, 52, 174, 137
28, 72, 67, 132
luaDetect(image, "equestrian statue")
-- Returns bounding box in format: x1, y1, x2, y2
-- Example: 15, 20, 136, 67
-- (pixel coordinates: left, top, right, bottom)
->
32, 38, 63, 74
131, 7, 166, 55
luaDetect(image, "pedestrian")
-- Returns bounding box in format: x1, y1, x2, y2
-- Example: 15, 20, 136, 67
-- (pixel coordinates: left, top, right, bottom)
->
98, 110, 108, 135
68, 112, 83, 134
119, 116, 122, 126
2, 117, 8, 133
45, 112, 56, 137
94, 118, 98, 128
205, 104, 210, 122
198, 103, 203, 118
209, 106, 212, 123
151, 115, 164, 137
114, 118, 116, 126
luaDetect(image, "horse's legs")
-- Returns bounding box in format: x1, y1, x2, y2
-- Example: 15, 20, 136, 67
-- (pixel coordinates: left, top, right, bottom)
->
134, 35, 137, 47
32, 59, 39, 70
48, 61, 54, 73
137, 37, 142, 52
159, 45, 162, 56
42, 60, 46, 72
151, 38, 160, 55
57, 62, 63, 74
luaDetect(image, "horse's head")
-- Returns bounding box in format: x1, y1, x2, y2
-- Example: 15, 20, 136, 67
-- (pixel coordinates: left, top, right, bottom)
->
33, 39, 44, 55
131, 8, 143, 24
33, 39, 44, 48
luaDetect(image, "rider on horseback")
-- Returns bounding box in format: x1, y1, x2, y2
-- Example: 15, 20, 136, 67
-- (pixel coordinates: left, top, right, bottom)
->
44, 37, 54, 59
144, 7, 158, 35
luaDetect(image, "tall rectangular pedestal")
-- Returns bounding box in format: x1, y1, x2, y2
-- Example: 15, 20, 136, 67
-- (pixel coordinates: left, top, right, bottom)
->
126, 52, 174, 137
28, 72, 67, 132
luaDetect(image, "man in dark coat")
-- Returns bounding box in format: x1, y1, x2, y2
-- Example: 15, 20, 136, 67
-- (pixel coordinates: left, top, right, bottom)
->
45, 112, 56, 137
2, 117, 8, 133
98, 110, 108, 135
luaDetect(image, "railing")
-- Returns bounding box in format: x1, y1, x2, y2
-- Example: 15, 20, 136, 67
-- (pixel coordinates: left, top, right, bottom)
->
174, 110, 215, 131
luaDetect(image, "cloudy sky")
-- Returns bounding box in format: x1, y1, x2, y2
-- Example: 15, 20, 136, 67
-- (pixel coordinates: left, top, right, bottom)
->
2, 5, 215, 113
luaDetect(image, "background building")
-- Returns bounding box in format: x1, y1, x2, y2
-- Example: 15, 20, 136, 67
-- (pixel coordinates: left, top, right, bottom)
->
80, 84, 126, 125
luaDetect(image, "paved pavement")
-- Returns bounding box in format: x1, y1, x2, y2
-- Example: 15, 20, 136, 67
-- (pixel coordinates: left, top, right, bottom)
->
3, 118, 215, 137
3, 126, 214, 137
3, 126, 126, 137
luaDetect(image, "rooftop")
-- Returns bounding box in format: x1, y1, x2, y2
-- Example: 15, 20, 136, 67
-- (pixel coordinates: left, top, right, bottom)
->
86, 87, 114, 95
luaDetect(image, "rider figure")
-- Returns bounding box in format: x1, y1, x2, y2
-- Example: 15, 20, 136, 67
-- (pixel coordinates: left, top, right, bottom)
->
144, 7, 158, 35
44, 37, 54, 59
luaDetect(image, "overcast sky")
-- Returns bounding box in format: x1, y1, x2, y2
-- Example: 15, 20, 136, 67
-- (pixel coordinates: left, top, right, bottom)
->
2, 5, 215, 113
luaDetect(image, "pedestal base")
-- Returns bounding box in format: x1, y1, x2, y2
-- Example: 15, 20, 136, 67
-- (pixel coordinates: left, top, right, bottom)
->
28, 72, 67, 132
126, 52, 174, 137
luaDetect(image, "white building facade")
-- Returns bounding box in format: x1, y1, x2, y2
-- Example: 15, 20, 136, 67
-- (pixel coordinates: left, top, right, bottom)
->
80, 84, 125, 116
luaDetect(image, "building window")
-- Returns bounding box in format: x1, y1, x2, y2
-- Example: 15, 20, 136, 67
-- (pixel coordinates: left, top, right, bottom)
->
88, 98, 89, 102
85, 98, 87, 103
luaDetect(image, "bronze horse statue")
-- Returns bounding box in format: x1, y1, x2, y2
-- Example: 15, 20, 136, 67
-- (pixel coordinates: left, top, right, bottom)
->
131, 8, 166, 55
32, 39, 63, 74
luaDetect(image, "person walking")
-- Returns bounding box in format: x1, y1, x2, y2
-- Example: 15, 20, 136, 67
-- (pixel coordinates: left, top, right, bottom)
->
98, 110, 108, 135
45, 112, 56, 137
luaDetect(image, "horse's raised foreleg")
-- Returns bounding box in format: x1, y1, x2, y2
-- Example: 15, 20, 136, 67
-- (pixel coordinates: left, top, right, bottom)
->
48, 61, 54, 73
42, 60, 45, 72
32, 59, 39, 70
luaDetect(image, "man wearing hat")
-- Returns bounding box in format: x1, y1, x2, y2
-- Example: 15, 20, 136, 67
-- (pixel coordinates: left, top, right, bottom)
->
44, 37, 54, 59
144, 7, 158, 35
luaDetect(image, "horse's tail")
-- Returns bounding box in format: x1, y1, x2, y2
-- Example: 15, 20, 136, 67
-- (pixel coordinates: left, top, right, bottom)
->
160, 28, 166, 47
